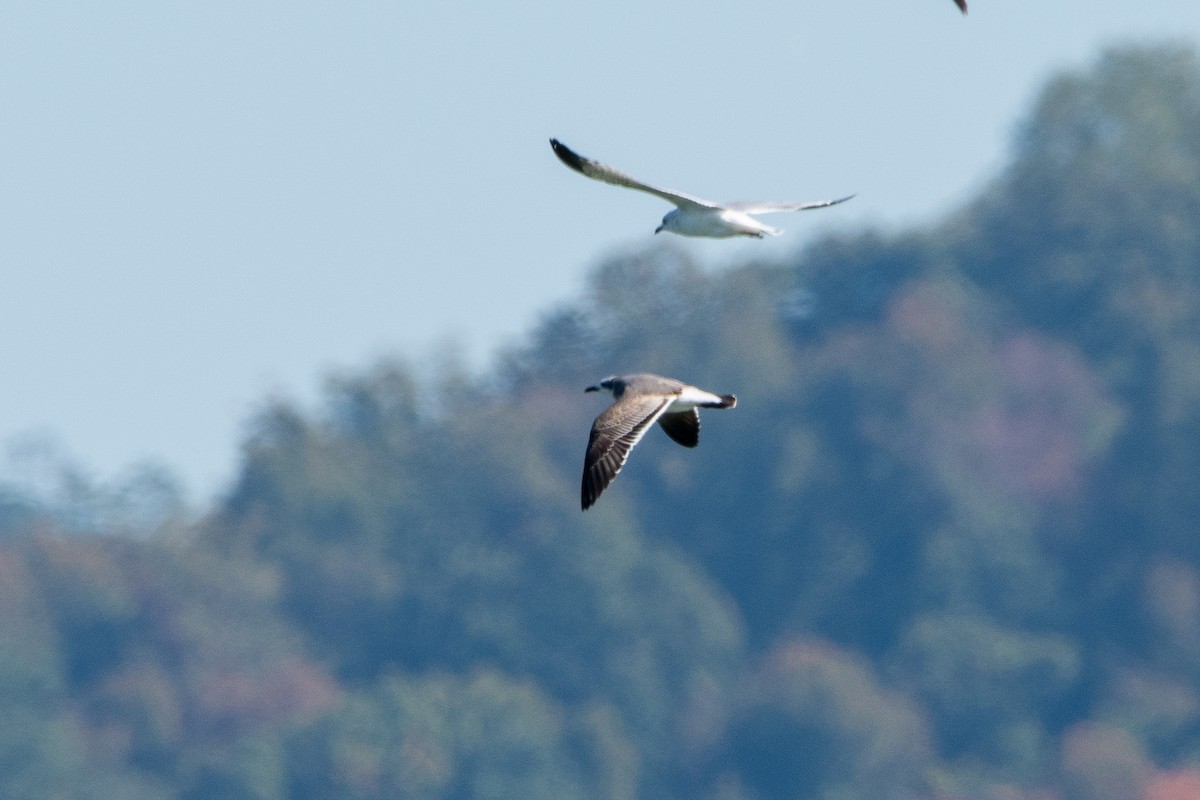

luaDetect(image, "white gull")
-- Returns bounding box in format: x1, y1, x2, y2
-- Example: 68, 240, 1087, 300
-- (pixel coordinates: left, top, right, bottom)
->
551, 138, 853, 239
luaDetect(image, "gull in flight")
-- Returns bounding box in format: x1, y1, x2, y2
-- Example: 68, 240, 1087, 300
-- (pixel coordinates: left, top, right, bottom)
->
581, 373, 737, 510
550, 138, 854, 239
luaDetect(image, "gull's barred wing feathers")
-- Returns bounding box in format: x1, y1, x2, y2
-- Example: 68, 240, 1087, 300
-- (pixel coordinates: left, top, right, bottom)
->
581, 394, 675, 510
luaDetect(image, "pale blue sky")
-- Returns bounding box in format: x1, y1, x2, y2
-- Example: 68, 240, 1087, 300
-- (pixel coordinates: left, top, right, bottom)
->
2, 2, 1197, 502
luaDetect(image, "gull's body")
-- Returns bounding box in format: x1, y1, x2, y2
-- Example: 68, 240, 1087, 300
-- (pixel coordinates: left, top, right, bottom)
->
550, 139, 853, 239
581, 373, 737, 510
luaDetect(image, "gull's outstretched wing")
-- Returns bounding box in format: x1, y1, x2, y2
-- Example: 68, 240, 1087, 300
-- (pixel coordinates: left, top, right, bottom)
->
582, 394, 674, 510
551, 139, 716, 212
723, 194, 856, 215
658, 408, 700, 448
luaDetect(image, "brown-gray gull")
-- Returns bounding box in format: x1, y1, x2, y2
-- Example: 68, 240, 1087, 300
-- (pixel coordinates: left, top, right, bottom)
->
581, 373, 737, 510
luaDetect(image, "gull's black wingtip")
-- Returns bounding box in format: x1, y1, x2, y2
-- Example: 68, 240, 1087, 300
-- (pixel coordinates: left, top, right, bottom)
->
954, 0, 968, 14
549, 138, 587, 174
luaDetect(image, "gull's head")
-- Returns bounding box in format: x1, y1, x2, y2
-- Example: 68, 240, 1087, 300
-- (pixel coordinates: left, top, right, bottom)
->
585, 376, 620, 396
656, 209, 681, 235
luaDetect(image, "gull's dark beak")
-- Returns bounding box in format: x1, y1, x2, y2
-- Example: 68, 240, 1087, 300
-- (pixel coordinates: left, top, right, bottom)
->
654, 225, 663, 234
585, 385, 600, 393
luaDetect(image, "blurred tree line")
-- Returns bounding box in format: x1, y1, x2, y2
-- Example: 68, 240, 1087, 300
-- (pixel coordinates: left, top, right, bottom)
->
2, 43, 1200, 799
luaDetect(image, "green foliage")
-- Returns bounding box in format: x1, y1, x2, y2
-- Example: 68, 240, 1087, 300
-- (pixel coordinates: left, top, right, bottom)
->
286, 670, 632, 800
965, 45, 1200, 364
0, 534, 334, 798
891, 613, 1080, 774
715, 641, 933, 800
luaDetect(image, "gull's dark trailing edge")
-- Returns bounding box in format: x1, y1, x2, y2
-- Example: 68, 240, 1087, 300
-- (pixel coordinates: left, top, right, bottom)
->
581, 374, 737, 510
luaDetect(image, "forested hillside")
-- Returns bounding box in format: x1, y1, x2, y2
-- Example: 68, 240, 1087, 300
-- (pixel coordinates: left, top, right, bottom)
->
3, 44, 1200, 799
